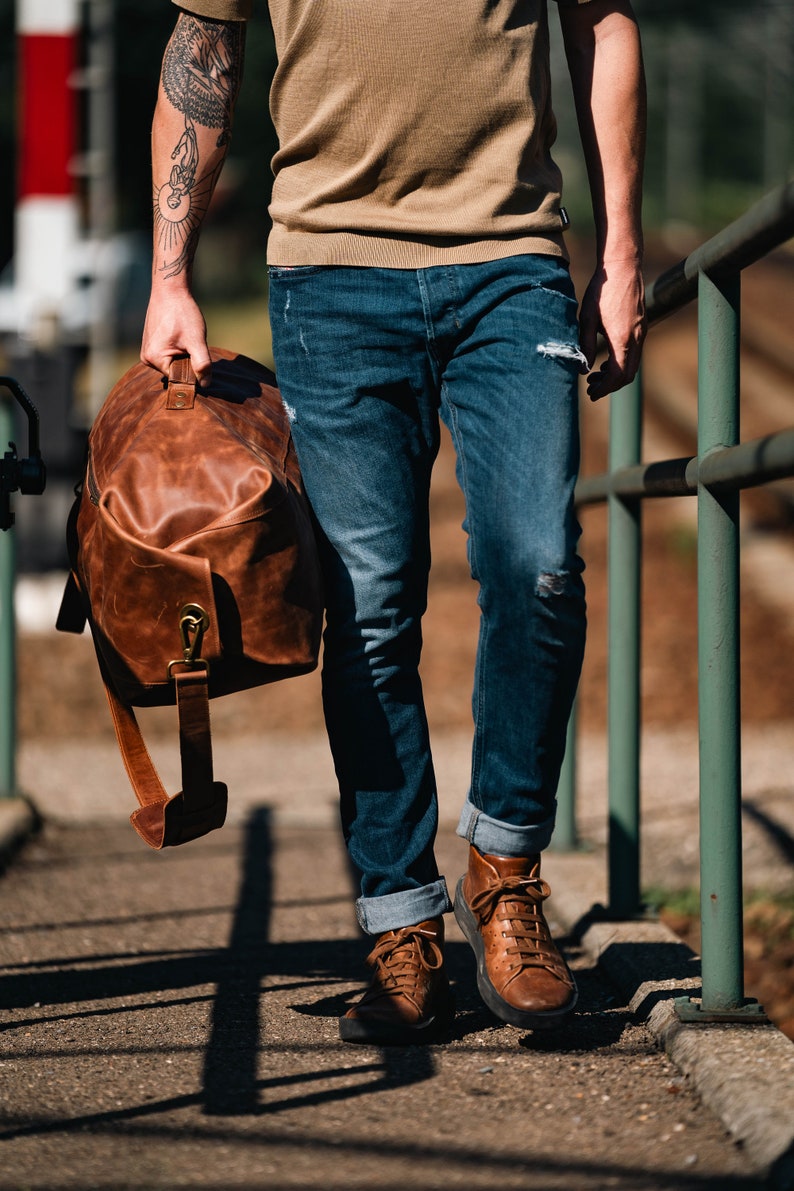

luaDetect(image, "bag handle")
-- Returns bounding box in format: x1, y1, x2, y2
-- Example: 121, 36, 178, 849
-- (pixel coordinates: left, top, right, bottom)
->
166, 356, 197, 410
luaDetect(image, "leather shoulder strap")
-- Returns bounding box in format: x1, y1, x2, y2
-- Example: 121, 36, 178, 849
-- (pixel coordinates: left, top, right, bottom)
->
97, 646, 227, 849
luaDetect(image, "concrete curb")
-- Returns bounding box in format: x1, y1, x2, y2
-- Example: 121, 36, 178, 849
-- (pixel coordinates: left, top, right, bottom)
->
576, 911, 794, 1190
0, 796, 39, 870
541, 849, 794, 1187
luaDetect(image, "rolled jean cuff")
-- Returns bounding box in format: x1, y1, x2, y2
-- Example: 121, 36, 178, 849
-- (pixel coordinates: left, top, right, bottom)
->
456, 799, 556, 857
355, 877, 453, 935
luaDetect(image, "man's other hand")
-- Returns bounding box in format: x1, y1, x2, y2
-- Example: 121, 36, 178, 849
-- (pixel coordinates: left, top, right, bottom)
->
578, 258, 646, 402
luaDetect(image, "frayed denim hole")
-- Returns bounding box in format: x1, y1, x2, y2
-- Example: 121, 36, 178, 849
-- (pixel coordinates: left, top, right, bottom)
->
535, 570, 573, 598
536, 341, 589, 372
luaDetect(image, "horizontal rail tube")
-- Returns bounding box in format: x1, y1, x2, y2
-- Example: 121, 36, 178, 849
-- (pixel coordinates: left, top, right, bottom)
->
647, 180, 794, 324
575, 426, 794, 506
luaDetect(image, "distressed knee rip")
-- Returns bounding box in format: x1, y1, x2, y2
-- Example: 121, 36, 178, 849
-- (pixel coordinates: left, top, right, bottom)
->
537, 340, 589, 372
535, 570, 573, 598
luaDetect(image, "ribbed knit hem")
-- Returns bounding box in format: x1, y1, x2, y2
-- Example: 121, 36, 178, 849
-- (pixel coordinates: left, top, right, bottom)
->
266, 229, 569, 270
171, 0, 251, 18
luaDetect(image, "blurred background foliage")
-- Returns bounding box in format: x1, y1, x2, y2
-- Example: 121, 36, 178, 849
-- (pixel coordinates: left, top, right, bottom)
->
0, 0, 791, 310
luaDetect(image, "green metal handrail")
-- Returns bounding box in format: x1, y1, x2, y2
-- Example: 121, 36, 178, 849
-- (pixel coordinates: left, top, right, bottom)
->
576, 428, 794, 503
559, 180, 794, 1023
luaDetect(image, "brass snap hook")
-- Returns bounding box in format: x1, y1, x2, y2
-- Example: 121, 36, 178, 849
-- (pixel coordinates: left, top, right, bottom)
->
167, 603, 211, 677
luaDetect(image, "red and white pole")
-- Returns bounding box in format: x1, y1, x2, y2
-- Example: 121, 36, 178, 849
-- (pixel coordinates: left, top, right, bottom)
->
16, 0, 80, 343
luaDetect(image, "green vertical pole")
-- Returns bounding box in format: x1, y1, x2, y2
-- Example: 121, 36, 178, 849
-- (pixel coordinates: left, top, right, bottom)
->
607, 370, 643, 916
552, 699, 578, 852
0, 395, 16, 798
697, 269, 744, 1012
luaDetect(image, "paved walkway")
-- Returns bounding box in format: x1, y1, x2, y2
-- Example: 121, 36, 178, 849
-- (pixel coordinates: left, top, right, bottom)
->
1, 727, 793, 1189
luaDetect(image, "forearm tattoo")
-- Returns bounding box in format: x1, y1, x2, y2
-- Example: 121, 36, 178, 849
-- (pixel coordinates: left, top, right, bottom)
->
154, 15, 245, 279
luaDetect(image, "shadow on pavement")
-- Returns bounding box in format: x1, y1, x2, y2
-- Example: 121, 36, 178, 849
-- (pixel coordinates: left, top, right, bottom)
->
0, 809, 769, 1189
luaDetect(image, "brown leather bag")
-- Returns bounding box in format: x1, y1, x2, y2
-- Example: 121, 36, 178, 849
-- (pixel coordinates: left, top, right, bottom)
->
57, 349, 323, 849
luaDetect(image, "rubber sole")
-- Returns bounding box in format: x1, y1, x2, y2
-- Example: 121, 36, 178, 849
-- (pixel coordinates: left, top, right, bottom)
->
454, 876, 577, 1030
339, 994, 455, 1046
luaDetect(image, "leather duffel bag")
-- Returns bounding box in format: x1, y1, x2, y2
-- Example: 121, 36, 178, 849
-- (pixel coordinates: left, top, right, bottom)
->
57, 349, 323, 849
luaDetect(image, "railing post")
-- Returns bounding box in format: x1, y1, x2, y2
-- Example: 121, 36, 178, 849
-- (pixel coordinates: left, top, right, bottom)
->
0, 394, 17, 798
552, 700, 578, 852
607, 369, 643, 917
693, 269, 747, 1014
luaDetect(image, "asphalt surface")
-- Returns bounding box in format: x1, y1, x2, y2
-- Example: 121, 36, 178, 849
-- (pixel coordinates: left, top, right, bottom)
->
1, 726, 794, 1190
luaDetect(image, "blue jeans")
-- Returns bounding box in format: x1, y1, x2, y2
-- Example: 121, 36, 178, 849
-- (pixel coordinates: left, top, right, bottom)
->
268, 255, 586, 934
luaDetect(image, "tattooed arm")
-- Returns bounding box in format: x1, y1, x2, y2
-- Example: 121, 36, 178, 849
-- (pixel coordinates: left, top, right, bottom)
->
141, 13, 245, 384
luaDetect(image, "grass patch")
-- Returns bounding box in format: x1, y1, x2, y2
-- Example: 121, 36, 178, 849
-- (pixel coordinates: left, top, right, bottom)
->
644, 885, 794, 937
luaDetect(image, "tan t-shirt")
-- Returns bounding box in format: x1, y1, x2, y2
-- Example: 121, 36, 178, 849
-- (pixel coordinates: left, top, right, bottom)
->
173, 0, 592, 267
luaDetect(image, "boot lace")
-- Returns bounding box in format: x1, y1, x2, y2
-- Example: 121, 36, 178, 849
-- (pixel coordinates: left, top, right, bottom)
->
362, 924, 444, 1006
469, 875, 572, 982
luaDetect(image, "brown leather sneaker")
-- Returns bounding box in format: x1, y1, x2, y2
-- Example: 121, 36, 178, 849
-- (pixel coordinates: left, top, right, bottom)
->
455, 847, 577, 1029
339, 917, 454, 1045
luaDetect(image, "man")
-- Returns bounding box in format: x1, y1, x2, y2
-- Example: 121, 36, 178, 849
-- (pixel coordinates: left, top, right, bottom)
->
142, 0, 646, 1044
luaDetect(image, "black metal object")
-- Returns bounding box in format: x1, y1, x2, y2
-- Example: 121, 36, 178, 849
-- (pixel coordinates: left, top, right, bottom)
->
0, 376, 47, 531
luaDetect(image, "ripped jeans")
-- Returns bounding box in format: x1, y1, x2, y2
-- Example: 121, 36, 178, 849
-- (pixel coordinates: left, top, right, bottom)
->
268, 254, 586, 933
